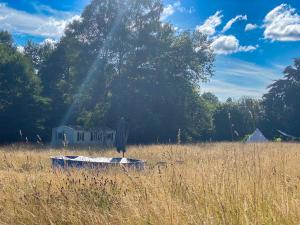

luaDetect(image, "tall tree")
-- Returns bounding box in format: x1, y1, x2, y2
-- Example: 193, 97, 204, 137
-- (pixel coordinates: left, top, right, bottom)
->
0, 31, 13, 47
24, 40, 55, 72
0, 31, 49, 142
213, 98, 263, 141
263, 59, 300, 138
41, 0, 214, 143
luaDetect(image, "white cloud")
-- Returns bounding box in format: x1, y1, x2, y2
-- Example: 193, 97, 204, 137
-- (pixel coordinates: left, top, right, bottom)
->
161, 4, 175, 20
196, 11, 223, 36
173, 1, 195, 14
0, 15, 7, 21
0, 3, 79, 39
201, 57, 281, 100
16, 46, 24, 53
245, 23, 258, 31
42, 38, 58, 46
31, 3, 75, 18
222, 15, 247, 33
196, 12, 258, 55
161, 1, 194, 20
202, 78, 264, 100
211, 35, 258, 55
263, 4, 300, 41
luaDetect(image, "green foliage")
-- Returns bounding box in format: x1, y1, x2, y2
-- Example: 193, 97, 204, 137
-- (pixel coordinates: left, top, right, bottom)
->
0, 31, 49, 142
274, 137, 282, 142
263, 59, 300, 138
38, 0, 214, 143
1, 0, 299, 144
24, 40, 55, 72
202, 92, 219, 105
0, 31, 13, 47
213, 98, 263, 141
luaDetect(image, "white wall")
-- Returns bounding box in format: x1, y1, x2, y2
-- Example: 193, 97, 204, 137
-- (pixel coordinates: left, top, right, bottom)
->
52, 126, 75, 146
52, 126, 116, 147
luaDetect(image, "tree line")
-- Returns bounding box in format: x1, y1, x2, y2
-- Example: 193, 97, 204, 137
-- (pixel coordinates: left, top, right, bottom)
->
0, 0, 299, 144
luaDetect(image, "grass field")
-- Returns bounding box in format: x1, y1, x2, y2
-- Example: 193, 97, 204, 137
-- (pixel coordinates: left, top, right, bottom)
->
0, 143, 299, 225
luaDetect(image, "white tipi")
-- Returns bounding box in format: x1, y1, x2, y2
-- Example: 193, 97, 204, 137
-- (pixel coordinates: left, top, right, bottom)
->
246, 128, 268, 143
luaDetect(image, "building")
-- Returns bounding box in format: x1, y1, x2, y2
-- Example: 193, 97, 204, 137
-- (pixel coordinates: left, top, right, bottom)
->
51, 125, 116, 147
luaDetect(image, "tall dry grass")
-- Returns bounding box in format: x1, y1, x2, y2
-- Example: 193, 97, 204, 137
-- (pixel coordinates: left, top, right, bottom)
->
0, 143, 299, 225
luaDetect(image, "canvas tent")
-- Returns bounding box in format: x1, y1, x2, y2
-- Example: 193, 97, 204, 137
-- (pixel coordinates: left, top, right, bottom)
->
246, 128, 268, 143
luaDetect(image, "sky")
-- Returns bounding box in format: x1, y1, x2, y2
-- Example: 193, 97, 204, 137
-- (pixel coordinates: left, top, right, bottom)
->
1, 0, 300, 101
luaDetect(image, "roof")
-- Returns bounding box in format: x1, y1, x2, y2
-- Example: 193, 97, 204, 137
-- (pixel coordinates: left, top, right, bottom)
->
53, 125, 115, 132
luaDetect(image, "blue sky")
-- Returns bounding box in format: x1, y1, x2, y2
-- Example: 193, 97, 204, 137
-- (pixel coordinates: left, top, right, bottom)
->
1, 0, 300, 100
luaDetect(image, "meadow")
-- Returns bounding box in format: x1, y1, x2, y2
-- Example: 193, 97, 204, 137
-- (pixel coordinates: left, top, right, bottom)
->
0, 143, 299, 225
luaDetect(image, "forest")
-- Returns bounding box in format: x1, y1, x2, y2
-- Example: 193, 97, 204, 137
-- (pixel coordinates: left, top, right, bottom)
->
0, 0, 299, 144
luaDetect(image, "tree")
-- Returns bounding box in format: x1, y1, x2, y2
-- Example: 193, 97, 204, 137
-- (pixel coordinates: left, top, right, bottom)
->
0, 31, 49, 143
0, 31, 13, 47
213, 101, 242, 141
202, 92, 219, 105
263, 59, 300, 138
238, 97, 263, 133
24, 40, 55, 72
40, 0, 215, 143
213, 97, 263, 141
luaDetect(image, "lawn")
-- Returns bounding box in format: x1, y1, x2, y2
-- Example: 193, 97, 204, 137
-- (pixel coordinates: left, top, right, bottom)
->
0, 143, 299, 225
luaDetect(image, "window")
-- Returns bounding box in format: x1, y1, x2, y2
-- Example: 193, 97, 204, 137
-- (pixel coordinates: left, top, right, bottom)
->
90, 132, 94, 141
106, 133, 113, 140
90, 131, 103, 142
98, 132, 103, 142
57, 132, 64, 140
77, 132, 85, 142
